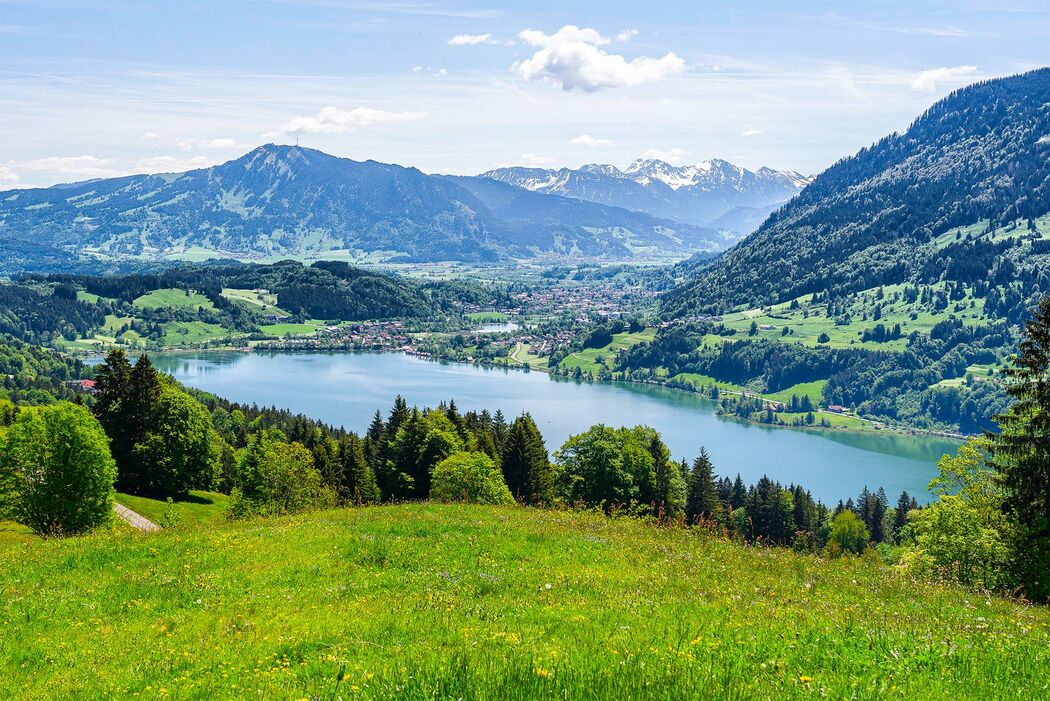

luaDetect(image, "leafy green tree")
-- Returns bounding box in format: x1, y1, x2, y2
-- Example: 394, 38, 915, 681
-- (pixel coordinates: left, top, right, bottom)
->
230, 429, 336, 517
131, 387, 221, 496
500, 413, 553, 504
554, 425, 655, 511
827, 510, 870, 556
907, 439, 1017, 592
385, 409, 464, 499
685, 447, 722, 524
430, 451, 513, 505
1, 402, 116, 536
989, 295, 1050, 599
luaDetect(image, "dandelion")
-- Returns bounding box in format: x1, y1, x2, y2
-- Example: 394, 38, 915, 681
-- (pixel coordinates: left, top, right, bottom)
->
535, 667, 551, 678
800, 676, 814, 684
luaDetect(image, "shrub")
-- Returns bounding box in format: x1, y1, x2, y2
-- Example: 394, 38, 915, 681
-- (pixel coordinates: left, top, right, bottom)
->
827, 510, 869, 556
906, 440, 1017, 592
0, 402, 116, 536
430, 452, 514, 505
230, 430, 337, 518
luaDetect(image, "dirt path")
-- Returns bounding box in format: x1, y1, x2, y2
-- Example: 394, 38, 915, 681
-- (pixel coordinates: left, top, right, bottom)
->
113, 502, 160, 532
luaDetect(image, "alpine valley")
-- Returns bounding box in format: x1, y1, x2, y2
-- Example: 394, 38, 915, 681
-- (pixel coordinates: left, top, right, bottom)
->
4, 3, 1050, 698
0, 146, 758, 268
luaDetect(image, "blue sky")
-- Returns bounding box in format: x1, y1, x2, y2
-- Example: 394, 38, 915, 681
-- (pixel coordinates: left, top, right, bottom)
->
1, 0, 1046, 188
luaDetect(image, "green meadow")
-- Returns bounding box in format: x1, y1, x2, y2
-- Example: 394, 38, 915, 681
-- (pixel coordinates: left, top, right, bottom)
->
1, 503, 1047, 700
133, 288, 216, 311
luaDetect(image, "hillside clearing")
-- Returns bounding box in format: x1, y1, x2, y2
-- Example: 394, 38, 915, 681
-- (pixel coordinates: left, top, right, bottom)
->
1, 503, 1046, 699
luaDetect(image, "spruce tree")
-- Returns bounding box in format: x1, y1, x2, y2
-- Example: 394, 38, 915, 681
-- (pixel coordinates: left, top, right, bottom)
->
685, 447, 721, 524
338, 434, 380, 504
893, 490, 912, 543
989, 295, 1050, 599
500, 413, 552, 504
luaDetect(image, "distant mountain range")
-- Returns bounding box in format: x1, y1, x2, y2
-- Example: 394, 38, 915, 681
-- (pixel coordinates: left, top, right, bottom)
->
482, 159, 810, 232
663, 67, 1050, 318
0, 146, 733, 268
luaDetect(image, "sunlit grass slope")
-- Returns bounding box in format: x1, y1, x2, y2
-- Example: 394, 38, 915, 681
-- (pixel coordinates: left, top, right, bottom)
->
1, 504, 1047, 699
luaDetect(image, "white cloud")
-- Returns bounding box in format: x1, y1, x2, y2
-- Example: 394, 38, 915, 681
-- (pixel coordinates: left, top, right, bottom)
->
512, 25, 684, 92
205, 138, 238, 149
134, 155, 215, 173
1038, 135, 1050, 145
641, 147, 686, 164
571, 134, 613, 147
0, 155, 123, 189
141, 131, 159, 140
412, 65, 423, 72
520, 153, 556, 167
17, 156, 120, 179
741, 129, 763, 137
448, 33, 510, 46
279, 105, 427, 134
615, 29, 639, 42
910, 65, 977, 92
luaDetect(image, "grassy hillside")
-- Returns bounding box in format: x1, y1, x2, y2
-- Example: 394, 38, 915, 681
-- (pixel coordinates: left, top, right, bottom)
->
1, 504, 1047, 699
133, 288, 216, 311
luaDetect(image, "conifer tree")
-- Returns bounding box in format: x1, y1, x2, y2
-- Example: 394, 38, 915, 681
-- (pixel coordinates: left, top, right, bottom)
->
500, 413, 552, 504
989, 295, 1050, 599
685, 447, 721, 524
893, 490, 913, 543
338, 434, 380, 504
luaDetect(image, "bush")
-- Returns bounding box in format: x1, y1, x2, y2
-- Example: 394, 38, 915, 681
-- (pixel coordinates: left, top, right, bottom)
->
230, 430, 337, 518
0, 402, 116, 536
906, 440, 1017, 592
827, 510, 869, 556
430, 452, 514, 505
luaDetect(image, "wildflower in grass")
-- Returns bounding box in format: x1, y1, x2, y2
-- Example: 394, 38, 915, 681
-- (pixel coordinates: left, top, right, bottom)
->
534, 666, 551, 678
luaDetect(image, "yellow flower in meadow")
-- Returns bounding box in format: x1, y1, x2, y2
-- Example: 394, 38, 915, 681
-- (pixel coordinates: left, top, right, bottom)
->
535, 667, 551, 678
800, 675, 814, 684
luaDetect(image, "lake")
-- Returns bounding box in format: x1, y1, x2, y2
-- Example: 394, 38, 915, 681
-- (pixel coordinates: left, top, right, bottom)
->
151, 351, 961, 504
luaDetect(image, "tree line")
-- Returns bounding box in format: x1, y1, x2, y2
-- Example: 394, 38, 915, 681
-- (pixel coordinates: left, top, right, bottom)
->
2, 294, 1049, 601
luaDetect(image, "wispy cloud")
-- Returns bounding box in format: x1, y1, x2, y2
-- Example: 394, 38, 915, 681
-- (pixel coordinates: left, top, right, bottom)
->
513, 25, 684, 92
264, 1, 502, 19
134, 155, 216, 173
448, 33, 510, 46
571, 134, 613, 147
279, 105, 427, 134
641, 147, 686, 164
910, 65, 977, 92
741, 129, 763, 137
0, 155, 123, 189
520, 153, 555, 167
615, 29, 639, 42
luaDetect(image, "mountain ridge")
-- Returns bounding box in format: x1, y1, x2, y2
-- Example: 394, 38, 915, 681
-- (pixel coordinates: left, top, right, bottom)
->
482, 158, 810, 233
0, 144, 726, 268
663, 67, 1050, 318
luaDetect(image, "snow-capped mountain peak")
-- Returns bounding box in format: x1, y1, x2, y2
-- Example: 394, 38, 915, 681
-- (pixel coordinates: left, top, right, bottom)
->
481, 157, 812, 235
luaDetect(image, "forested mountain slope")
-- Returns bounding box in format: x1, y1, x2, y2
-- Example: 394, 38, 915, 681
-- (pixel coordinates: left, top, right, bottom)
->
664, 68, 1050, 317
0, 145, 723, 266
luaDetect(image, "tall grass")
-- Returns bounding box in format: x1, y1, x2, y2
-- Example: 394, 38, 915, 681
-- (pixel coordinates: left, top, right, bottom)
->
1, 503, 1047, 699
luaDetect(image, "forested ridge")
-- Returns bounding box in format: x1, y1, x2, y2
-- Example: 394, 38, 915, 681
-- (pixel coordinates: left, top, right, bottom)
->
665, 68, 1050, 316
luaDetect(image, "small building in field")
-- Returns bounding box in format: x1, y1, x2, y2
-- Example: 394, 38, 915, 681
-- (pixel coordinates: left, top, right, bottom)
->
826, 404, 846, 413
